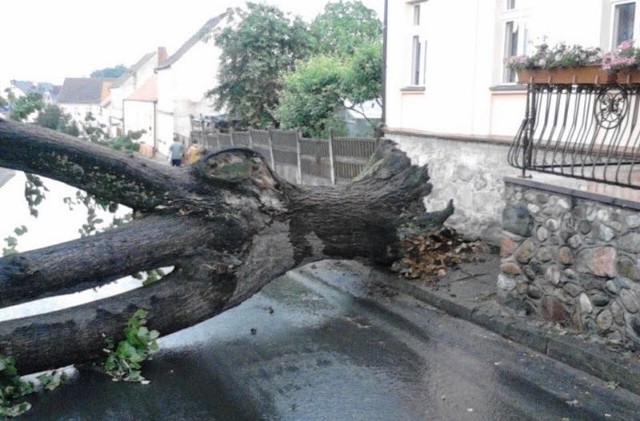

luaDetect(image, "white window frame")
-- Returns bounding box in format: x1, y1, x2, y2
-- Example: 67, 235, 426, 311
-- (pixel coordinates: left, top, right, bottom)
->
610, 1, 639, 48
499, 0, 529, 84
406, 2, 427, 87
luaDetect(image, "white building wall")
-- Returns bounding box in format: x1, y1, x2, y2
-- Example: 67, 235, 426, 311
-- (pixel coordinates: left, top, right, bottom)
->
123, 100, 156, 148
156, 38, 222, 150
386, 0, 624, 140
385, 0, 639, 242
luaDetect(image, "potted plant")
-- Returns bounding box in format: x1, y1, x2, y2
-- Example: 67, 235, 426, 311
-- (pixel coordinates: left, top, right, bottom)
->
507, 42, 614, 84
602, 39, 640, 84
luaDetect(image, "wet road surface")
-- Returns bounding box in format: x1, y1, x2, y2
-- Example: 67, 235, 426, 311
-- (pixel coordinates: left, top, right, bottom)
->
21, 262, 640, 420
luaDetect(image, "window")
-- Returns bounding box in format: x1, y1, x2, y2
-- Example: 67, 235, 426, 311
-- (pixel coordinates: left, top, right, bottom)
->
406, 2, 426, 87
613, 2, 636, 47
503, 21, 520, 83
411, 36, 422, 85
499, 0, 528, 84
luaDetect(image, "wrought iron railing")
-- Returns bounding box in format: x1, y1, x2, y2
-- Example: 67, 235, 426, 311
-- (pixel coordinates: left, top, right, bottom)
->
508, 83, 640, 189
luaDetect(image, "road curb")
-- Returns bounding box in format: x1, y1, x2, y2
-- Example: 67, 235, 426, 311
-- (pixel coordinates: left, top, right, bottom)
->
297, 262, 640, 396
375, 275, 640, 396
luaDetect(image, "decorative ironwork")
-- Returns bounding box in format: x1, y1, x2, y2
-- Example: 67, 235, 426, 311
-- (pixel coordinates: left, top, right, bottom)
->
594, 89, 628, 130
508, 83, 640, 189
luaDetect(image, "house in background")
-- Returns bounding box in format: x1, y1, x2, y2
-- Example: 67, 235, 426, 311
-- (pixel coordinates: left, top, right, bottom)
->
384, 0, 637, 243
123, 75, 158, 157
340, 99, 382, 137
9, 80, 60, 104
108, 48, 167, 137
57, 77, 114, 126
155, 13, 226, 155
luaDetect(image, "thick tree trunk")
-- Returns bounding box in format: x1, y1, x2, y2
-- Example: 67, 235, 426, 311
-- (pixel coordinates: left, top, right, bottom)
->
0, 118, 453, 374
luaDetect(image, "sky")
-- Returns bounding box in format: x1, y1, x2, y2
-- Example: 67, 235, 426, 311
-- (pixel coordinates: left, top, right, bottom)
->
1, 0, 384, 86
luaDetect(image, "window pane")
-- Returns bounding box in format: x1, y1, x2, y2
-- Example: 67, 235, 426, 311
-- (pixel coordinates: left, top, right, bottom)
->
412, 36, 422, 85
614, 2, 635, 47
507, 0, 517, 10
413, 5, 420, 25
503, 21, 519, 83
423, 42, 428, 85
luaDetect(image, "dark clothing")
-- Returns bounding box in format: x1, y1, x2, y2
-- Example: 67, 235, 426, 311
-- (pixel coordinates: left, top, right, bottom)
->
171, 159, 182, 167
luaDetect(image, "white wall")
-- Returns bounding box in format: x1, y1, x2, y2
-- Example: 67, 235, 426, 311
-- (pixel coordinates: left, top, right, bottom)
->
156, 37, 222, 146
123, 100, 156, 148
386, 0, 621, 140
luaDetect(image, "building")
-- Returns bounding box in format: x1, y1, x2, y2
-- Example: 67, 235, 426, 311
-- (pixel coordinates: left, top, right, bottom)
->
155, 13, 226, 155
108, 48, 167, 138
57, 77, 114, 125
384, 0, 640, 243
385, 0, 640, 345
123, 75, 158, 156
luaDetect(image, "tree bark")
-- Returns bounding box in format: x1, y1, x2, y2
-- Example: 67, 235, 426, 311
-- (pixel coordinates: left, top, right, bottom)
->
0, 118, 453, 374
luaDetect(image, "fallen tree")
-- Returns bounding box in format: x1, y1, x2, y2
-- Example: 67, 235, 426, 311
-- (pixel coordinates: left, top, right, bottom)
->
0, 118, 453, 374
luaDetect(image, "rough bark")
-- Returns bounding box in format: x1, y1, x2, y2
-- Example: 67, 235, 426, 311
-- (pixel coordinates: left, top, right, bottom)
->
0, 118, 453, 374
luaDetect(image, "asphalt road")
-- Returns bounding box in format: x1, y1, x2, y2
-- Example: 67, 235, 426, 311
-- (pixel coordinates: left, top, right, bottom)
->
21, 262, 640, 420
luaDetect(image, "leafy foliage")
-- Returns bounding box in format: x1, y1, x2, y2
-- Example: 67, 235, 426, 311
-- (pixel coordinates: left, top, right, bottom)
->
35, 104, 78, 136
103, 309, 160, 383
278, 56, 346, 137
342, 40, 383, 106
506, 42, 602, 70
0, 355, 33, 417
2, 226, 27, 257
277, 1, 382, 136
90, 65, 127, 78
9, 92, 44, 121
209, 2, 314, 128
0, 354, 67, 418
310, 0, 382, 58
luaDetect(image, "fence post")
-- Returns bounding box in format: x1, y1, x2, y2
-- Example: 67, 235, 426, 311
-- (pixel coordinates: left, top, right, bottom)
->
230, 128, 235, 147
328, 129, 336, 185
296, 131, 303, 184
216, 131, 221, 150
248, 129, 254, 150
267, 128, 276, 169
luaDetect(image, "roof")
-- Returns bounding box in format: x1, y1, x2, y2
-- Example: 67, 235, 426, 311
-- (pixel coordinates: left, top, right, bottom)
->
111, 52, 156, 88
125, 75, 157, 102
155, 13, 225, 71
9, 80, 59, 96
57, 78, 114, 104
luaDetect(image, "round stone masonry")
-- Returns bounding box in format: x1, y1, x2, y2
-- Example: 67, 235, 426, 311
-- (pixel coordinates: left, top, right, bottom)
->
502, 181, 640, 345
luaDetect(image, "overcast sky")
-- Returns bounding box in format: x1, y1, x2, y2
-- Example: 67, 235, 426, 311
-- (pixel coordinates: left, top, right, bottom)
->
1, 0, 383, 86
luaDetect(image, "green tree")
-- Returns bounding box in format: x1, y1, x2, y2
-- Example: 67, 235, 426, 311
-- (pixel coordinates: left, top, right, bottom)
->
277, 40, 382, 137
35, 104, 78, 135
9, 93, 44, 121
310, 0, 382, 58
277, 55, 347, 137
208, 2, 314, 128
90, 65, 127, 78
342, 40, 383, 106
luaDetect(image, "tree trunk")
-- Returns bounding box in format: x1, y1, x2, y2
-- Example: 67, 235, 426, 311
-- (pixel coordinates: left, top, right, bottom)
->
0, 118, 453, 374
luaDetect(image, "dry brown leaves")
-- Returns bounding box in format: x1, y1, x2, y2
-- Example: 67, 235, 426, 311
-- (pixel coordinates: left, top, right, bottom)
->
393, 227, 487, 281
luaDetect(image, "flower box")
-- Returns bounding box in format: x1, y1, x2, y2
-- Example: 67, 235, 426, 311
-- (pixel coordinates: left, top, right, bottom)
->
616, 69, 640, 84
517, 65, 616, 85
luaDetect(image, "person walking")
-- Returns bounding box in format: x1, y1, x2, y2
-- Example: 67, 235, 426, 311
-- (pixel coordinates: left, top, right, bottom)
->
169, 138, 185, 167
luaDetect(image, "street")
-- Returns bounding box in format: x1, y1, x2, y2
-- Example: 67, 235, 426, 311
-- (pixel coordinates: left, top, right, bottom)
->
21, 262, 640, 420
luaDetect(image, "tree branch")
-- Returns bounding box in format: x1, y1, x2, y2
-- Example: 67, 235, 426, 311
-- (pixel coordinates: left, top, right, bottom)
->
0, 119, 191, 211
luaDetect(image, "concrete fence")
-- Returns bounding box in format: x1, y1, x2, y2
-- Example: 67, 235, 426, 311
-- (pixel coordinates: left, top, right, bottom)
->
188, 128, 378, 186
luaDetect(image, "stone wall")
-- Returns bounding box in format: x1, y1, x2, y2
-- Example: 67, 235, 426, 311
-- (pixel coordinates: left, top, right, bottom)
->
388, 132, 521, 244
500, 177, 640, 347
